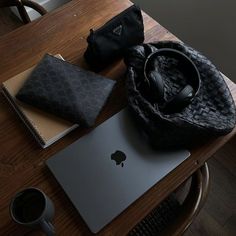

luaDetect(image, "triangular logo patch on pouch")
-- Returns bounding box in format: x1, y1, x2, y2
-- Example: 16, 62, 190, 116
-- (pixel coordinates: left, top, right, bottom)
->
113, 25, 123, 36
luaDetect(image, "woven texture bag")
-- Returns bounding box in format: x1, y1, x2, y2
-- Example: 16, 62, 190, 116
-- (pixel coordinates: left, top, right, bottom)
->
124, 41, 236, 148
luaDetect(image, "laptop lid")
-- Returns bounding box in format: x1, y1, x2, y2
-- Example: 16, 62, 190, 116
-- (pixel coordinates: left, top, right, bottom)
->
46, 109, 190, 233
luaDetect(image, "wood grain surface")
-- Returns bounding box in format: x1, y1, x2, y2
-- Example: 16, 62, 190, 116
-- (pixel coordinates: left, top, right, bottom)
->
0, 0, 235, 235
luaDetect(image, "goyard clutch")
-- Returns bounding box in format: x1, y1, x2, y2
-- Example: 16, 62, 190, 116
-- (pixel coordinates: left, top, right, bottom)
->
16, 54, 116, 127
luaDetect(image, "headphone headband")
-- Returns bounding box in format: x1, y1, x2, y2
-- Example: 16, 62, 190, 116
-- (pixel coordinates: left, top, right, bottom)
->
144, 48, 201, 95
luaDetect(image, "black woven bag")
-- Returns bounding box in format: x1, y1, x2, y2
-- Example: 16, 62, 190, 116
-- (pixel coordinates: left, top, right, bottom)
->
124, 41, 236, 148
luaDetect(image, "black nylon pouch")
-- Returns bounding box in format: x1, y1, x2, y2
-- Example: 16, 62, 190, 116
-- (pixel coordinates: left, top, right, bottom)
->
84, 5, 144, 71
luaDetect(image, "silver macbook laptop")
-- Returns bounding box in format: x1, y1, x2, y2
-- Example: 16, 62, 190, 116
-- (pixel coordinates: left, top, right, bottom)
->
46, 109, 190, 233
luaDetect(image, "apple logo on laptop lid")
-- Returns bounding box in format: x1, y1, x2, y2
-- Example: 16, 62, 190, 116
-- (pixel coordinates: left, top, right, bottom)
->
111, 151, 126, 167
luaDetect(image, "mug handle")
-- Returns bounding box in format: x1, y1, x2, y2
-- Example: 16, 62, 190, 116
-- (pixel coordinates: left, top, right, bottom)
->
40, 219, 55, 236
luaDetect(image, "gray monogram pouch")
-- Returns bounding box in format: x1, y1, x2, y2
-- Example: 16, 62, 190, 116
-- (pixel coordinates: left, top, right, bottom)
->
16, 54, 116, 127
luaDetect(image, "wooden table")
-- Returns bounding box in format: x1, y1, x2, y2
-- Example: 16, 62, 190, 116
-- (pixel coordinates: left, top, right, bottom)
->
0, 0, 235, 235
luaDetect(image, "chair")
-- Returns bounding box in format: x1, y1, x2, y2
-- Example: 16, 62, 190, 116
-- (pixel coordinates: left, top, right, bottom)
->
0, 0, 47, 36
0, 0, 47, 25
129, 163, 210, 236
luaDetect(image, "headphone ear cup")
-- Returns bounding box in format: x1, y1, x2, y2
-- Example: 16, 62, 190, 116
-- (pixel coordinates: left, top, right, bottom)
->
164, 85, 194, 112
148, 71, 164, 102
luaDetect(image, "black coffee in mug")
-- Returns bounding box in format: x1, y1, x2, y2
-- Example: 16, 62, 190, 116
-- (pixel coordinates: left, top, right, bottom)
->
10, 188, 55, 236
12, 189, 46, 223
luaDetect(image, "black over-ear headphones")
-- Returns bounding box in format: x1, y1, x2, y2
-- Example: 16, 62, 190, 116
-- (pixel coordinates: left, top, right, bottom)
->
143, 48, 201, 113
